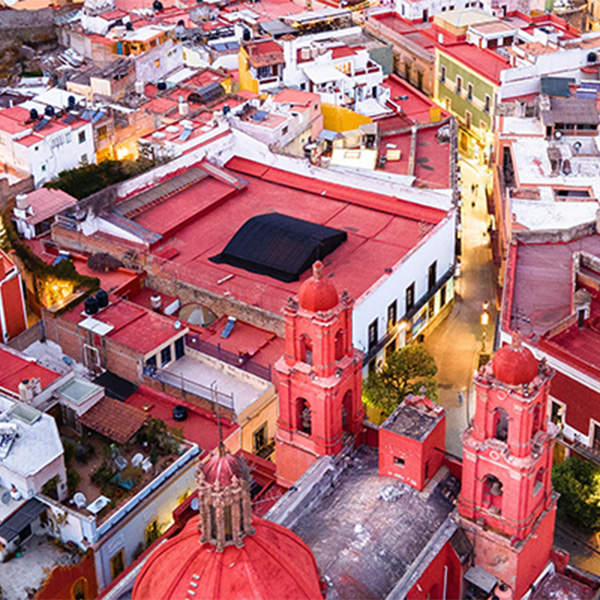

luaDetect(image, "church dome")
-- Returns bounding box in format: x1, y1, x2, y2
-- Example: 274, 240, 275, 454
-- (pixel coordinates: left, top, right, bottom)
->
298, 261, 338, 312
132, 515, 323, 600
201, 451, 250, 486
492, 337, 539, 386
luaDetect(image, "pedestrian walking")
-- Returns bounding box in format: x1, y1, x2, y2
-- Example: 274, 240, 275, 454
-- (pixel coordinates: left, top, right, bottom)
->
471, 183, 475, 194
458, 391, 464, 405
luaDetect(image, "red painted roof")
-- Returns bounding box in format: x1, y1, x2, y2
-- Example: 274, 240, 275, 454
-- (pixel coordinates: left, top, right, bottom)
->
331, 45, 356, 59
0, 347, 61, 394
132, 515, 322, 600
143, 158, 447, 315
124, 385, 237, 452
438, 43, 510, 86
229, 157, 445, 223
133, 175, 238, 238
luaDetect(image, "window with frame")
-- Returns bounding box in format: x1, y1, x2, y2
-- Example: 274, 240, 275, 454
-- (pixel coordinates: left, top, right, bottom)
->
467, 83, 473, 101
257, 65, 271, 79
455, 76, 462, 95
428, 261, 437, 292
484, 94, 491, 113
465, 110, 472, 130
78, 130, 86, 144
253, 423, 268, 453
160, 345, 172, 366
368, 319, 378, 351
110, 549, 125, 581
98, 125, 108, 140
387, 300, 397, 329
440, 65, 446, 83
406, 283, 415, 312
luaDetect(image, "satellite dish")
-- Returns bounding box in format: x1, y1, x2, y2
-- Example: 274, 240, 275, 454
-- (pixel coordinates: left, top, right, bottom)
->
554, 130, 563, 140
1, 491, 11, 504
174, 320, 182, 330
3, 0, 17, 6
191, 497, 199, 511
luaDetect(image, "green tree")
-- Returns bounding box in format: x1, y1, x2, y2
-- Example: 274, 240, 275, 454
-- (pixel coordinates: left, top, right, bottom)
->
363, 344, 438, 416
552, 456, 600, 530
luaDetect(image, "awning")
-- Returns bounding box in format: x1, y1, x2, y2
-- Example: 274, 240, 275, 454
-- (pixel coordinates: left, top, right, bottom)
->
303, 64, 347, 85
0, 497, 47, 542
464, 566, 497, 594
79, 396, 148, 444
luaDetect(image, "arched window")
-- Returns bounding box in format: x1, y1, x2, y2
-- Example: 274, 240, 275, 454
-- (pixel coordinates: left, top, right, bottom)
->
297, 398, 312, 435
342, 390, 352, 432
300, 335, 313, 365
532, 404, 542, 433
71, 578, 87, 600
334, 329, 344, 361
493, 408, 508, 442
483, 474, 503, 514
533, 468, 544, 497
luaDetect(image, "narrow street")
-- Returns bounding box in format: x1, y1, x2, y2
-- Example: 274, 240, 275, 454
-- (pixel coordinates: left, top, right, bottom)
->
423, 158, 497, 456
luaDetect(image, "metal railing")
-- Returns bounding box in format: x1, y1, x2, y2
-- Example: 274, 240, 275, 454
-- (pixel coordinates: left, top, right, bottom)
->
185, 334, 272, 382
145, 365, 235, 411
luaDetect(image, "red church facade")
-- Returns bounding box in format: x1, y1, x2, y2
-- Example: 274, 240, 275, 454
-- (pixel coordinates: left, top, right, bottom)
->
458, 337, 559, 598
275, 262, 364, 486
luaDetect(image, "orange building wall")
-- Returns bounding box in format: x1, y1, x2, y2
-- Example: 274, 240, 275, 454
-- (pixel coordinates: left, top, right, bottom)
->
35, 550, 98, 600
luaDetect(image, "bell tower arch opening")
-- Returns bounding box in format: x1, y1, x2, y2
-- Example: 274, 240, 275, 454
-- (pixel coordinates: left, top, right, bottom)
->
493, 407, 509, 442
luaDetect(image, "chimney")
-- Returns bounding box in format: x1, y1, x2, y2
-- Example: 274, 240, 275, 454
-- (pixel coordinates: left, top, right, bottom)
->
179, 101, 189, 116
150, 294, 162, 312
18, 379, 34, 403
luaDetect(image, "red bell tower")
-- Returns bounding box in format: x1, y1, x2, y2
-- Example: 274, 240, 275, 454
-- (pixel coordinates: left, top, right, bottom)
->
275, 261, 364, 486
458, 336, 559, 598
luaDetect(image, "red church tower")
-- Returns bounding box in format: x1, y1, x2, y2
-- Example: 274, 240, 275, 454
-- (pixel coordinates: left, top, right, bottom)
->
275, 261, 364, 486
458, 336, 559, 598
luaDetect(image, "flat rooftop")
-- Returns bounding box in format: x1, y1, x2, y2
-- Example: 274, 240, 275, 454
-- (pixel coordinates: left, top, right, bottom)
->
139, 159, 446, 315
0, 347, 61, 394
504, 234, 600, 375
163, 354, 271, 415
381, 396, 443, 441
292, 446, 457, 599
124, 385, 238, 453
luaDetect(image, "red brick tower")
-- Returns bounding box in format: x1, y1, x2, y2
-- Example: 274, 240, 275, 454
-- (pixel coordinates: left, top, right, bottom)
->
275, 261, 364, 486
458, 335, 559, 598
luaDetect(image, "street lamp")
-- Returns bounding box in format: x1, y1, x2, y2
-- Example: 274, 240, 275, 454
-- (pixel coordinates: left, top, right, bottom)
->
480, 302, 490, 353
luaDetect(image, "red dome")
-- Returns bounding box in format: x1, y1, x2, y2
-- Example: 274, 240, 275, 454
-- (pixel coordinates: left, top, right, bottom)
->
298, 261, 338, 312
132, 516, 323, 600
492, 341, 539, 385
201, 451, 250, 486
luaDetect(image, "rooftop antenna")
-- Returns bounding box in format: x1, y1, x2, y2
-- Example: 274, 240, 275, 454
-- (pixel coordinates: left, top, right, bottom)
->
211, 380, 225, 456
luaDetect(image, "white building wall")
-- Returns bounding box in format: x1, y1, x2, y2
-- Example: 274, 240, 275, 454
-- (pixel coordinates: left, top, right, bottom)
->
10, 122, 96, 187
352, 213, 456, 352
94, 456, 197, 590
135, 40, 184, 84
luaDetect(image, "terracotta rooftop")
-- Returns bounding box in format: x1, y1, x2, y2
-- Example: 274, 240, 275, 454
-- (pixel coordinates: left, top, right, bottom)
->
20, 188, 78, 226
79, 396, 149, 444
